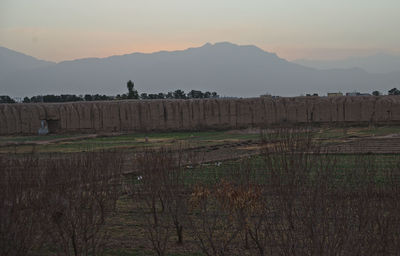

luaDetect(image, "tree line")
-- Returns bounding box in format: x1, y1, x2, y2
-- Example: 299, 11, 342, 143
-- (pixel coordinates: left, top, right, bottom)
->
0, 80, 220, 103
117, 80, 219, 100
2, 79, 400, 104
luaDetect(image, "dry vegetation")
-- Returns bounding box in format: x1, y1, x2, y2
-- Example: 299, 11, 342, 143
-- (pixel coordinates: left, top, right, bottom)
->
2, 128, 400, 255
0, 152, 123, 256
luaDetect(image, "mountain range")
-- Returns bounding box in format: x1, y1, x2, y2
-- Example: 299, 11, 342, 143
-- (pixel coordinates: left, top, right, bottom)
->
1, 42, 400, 98
294, 53, 400, 74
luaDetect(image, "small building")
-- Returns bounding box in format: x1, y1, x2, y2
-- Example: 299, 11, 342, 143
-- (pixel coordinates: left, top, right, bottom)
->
346, 92, 371, 96
260, 94, 272, 98
346, 92, 360, 96
327, 92, 343, 97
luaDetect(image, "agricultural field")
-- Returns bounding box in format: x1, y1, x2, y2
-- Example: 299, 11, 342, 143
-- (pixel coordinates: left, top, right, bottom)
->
0, 130, 260, 154
2, 125, 400, 155
2, 125, 400, 255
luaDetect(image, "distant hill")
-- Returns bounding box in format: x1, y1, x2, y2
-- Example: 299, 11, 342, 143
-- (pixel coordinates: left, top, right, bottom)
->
294, 53, 400, 74
0, 46, 55, 79
1, 42, 400, 97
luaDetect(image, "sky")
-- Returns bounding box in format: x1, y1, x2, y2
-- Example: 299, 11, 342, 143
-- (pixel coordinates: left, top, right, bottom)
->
1, 0, 399, 62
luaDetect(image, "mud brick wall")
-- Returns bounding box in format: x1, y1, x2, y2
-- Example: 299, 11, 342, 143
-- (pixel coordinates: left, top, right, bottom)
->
1, 96, 400, 135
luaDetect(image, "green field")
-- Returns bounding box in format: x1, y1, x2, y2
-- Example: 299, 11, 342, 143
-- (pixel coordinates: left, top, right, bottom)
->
1, 125, 400, 154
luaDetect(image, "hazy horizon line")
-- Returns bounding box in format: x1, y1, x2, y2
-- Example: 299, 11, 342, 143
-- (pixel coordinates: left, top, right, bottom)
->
2, 42, 400, 64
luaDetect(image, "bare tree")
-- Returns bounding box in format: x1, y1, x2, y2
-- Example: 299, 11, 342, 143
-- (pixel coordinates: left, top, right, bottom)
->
40, 152, 123, 256
0, 155, 44, 256
189, 181, 245, 256
130, 149, 175, 256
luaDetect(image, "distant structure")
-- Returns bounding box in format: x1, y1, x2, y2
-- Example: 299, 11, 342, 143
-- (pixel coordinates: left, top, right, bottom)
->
260, 94, 280, 99
38, 120, 49, 135
346, 92, 371, 96
260, 94, 272, 98
327, 92, 343, 97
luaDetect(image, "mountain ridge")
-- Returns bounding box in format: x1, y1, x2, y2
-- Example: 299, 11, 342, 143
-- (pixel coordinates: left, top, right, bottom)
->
1, 42, 399, 97
0, 46, 55, 79
294, 53, 400, 74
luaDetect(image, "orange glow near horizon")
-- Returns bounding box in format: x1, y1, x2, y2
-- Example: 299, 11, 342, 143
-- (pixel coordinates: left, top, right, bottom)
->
1, 1, 399, 62
104, 42, 201, 57
1, 25, 399, 62
4, 39, 399, 63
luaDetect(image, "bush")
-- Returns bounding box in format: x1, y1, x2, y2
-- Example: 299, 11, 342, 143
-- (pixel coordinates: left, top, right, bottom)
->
0, 151, 123, 255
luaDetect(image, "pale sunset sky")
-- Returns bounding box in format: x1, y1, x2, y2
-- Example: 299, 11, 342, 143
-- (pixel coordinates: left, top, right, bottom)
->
1, 0, 399, 62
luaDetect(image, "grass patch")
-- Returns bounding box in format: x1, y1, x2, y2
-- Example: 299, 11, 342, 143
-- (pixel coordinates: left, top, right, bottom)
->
0, 130, 260, 153
180, 154, 400, 186
0, 134, 82, 143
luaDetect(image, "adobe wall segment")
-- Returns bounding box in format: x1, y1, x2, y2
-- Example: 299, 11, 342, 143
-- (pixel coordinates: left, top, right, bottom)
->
1, 96, 400, 135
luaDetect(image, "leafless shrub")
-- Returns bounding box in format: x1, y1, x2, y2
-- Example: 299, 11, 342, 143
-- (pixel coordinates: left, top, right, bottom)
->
134, 149, 173, 256
130, 147, 193, 255
188, 181, 245, 256
39, 152, 123, 256
0, 151, 123, 256
254, 127, 400, 255
165, 148, 189, 245
0, 155, 44, 256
